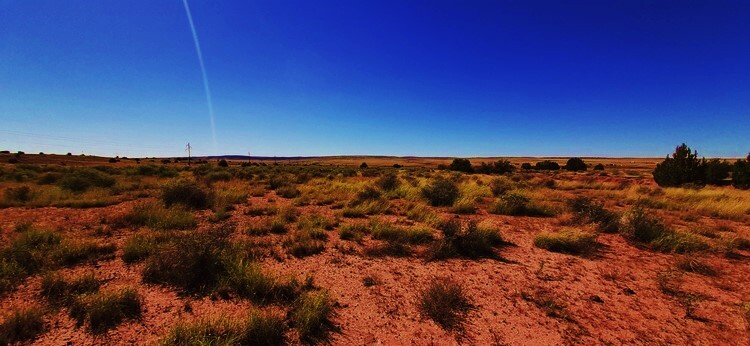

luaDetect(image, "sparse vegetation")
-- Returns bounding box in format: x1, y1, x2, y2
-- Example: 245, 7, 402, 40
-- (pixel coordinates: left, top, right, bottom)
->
160, 310, 288, 346
422, 178, 459, 206
0, 307, 45, 344
418, 277, 472, 331
69, 287, 143, 333
533, 228, 598, 255
291, 290, 337, 343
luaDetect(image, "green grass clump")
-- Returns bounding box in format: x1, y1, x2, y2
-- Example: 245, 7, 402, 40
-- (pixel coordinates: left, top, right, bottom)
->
123, 201, 196, 230
41, 271, 100, 305
122, 232, 173, 263
533, 228, 599, 255
160, 310, 287, 346
52, 239, 116, 266
421, 178, 459, 207
489, 193, 556, 217
418, 277, 472, 331
284, 233, 326, 258
620, 204, 708, 253
248, 217, 289, 235
427, 220, 504, 259
161, 179, 209, 209
338, 222, 369, 242
370, 219, 433, 245
220, 257, 303, 303
0, 226, 61, 293
143, 230, 230, 294
567, 196, 619, 233
0, 307, 45, 344
291, 290, 337, 344
70, 287, 143, 333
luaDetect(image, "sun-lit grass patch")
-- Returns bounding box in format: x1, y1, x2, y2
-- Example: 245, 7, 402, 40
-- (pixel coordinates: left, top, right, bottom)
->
533, 228, 598, 255
160, 310, 288, 346
123, 201, 196, 230
291, 290, 337, 343
369, 219, 433, 244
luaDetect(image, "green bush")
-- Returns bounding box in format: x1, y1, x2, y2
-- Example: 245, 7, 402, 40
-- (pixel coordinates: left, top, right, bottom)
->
733, 154, 750, 189
652, 143, 726, 187
422, 179, 459, 207
535, 161, 560, 170
428, 220, 503, 259
161, 179, 209, 209
448, 159, 473, 173
489, 193, 555, 217
142, 230, 229, 294
564, 157, 587, 171
291, 290, 336, 343
568, 197, 619, 233
474, 160, 515, 175
375, 173, 400, 191
123, 201, 196, 230
57, 168, 115, 192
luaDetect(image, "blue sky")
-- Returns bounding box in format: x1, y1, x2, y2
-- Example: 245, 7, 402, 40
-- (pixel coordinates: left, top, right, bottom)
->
1, 1, 748, 158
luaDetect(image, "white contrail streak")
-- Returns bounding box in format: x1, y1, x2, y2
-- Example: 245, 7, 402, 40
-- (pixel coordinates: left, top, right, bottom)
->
182, 0, 217, 154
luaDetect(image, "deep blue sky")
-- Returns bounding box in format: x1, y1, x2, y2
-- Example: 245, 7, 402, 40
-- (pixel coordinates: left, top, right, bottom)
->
1, 1, 749, 157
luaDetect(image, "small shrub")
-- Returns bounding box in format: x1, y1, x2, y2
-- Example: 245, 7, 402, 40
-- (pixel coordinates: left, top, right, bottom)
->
291, 290, 337, 343
52, 240, 116, 266
428, 220, 503, 259
422, 178, 459, 207
275, 185, 300, 198
490, 193, 555, 217
142, 230, 230, 293
41, 272, 100, 305
0, 307, 45, 344
123, 201, 196, 230
535, 161, 560, 170
338, 223, 369, 242
619, 204, 669, 243
218, 159, 229, 168
57, 168, 115, 192
568, 197, 619, 233
418, 277, 472, 331
161, 179, 209, 209
564, 157, 587, 171
533, 229, 598, 255
359, 162, 368, 169
70, 287, 143, 333
474, 160, 515, 175
489, 177, 513, 196
3, 186, 32, 203
448, 159, 473, 173
593, 163, 605, 170
375, 173, 400, 191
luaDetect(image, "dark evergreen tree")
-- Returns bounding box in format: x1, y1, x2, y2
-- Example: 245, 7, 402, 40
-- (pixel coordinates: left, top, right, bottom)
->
732, 154, 750, 190
448, 158, 473, 173
652, 143, 705, 187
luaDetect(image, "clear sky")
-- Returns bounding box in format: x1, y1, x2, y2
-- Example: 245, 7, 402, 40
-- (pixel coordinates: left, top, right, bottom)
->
1, 1, 748, 158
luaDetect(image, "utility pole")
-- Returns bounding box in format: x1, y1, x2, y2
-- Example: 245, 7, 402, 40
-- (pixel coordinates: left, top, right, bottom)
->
186, 143, 192, 166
